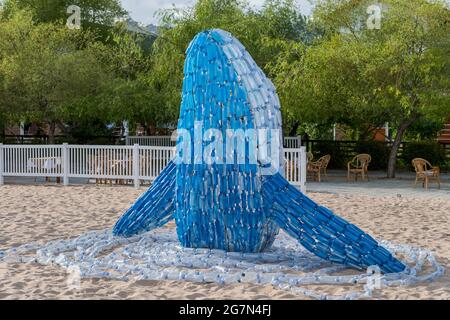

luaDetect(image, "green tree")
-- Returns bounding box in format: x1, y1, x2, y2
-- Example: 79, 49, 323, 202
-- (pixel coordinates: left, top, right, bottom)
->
149, 0, 313, 132
0, 9, 112, 142
1, 0, 125, 24
1, 0, 126, 42
271, 0, 449, 177
92, 25, 177, 135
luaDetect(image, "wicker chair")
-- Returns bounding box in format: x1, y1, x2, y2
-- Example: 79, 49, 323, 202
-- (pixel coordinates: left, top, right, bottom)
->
307, 154, 331, 182
347, 154, 371, 182
412, 158, 441, 190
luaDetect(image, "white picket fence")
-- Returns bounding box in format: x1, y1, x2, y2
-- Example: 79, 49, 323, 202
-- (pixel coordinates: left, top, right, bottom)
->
126, 135, 302, 149
126, 136, 176, 147
284, 136, 302, 149
0, 143, 306, 192
284, 147, 307, 192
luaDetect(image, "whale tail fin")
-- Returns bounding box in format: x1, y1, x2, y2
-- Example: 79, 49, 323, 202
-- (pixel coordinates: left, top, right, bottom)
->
113, 161, 176, 237
263, 173, 406, 274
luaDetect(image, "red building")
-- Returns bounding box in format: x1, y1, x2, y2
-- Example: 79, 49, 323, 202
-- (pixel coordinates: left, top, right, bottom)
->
437, 119, 450, 144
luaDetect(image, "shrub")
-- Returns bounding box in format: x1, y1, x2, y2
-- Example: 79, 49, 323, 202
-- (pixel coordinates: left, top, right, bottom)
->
55, 136, 78, 144
311, 141, 347, 169
355, 141, 390, 170
85, 137, 116, 145
67, 120, 116, 144
402, 141, 447, 170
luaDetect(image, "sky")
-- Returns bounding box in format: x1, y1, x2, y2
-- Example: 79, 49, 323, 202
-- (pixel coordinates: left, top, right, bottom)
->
120, 0, 314, 25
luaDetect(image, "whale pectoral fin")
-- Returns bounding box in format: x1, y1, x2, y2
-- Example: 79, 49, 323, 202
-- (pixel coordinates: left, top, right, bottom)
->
113, 161, 176, 237
262, 173, 405, 274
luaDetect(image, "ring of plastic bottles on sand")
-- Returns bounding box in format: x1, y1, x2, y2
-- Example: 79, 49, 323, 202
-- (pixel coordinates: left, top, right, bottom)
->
0, 228, 444, 300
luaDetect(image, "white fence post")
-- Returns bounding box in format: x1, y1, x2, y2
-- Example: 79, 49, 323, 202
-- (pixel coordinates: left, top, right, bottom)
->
133, 144, 140, 188
297, 136, 302, 148
300, 146, 307, 193
62, 143, 69, 186
0, 143, 4, 185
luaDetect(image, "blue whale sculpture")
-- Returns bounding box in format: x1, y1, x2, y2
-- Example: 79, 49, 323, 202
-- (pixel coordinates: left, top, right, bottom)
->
113, 29, 405, 274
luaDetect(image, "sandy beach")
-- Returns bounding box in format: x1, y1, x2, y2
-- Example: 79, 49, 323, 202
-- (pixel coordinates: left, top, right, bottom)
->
0, 184, 449, 300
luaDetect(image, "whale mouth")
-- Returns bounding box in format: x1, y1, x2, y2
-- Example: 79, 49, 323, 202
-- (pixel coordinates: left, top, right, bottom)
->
0, 228, 444, 300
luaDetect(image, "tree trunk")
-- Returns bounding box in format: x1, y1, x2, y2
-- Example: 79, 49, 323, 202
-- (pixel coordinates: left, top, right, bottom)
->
288, 121, 300, 137
48, 122, 56, 144
386, 116, 419, 178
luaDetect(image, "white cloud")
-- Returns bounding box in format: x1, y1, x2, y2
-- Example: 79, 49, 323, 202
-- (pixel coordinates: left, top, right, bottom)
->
120, 0, 314, 25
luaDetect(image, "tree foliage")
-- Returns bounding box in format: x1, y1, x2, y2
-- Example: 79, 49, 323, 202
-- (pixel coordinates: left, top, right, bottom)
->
269, 0, 450, 176
149, 0, 313, 132
1, 0, 125, 24
0, 0, 448, 162
0, 9, 112, 141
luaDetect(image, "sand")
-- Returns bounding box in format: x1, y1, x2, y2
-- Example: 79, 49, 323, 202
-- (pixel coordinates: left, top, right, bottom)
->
0, 184, 448, 300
